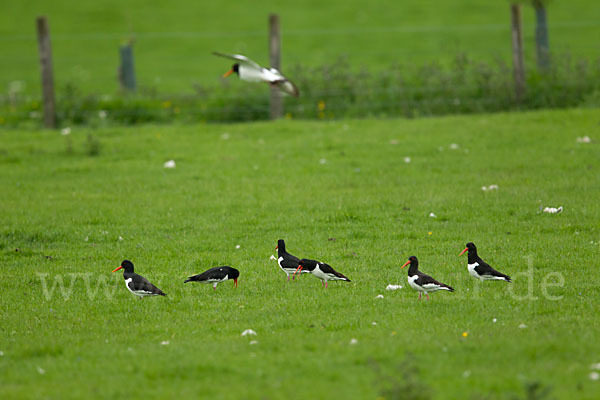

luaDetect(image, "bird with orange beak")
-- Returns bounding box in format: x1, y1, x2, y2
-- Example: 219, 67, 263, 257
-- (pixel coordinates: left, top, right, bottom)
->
293, 258, 350, 288
275, 239, 304, 281
459, 242, 511, 282
401, 256, 454, 300
112, 260, 166, 298
184, 266, 239, 291
213, 51, 299, 97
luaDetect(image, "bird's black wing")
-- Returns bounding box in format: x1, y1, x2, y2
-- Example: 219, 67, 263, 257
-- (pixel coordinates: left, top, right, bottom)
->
280, 252, 301, 269
130, 274, 166, 295
416, 271, 454, 291
475, 258, 511, 281
319, 262, 350, 280
185, 266, 230, 282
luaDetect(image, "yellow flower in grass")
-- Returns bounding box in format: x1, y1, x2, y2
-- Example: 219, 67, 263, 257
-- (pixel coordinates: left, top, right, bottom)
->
162, 100, 172, 109
462, 331, 468, 338
318, 100, 326, 111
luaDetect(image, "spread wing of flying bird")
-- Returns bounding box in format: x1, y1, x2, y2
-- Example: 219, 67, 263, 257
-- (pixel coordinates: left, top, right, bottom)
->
213, 51, 300, 97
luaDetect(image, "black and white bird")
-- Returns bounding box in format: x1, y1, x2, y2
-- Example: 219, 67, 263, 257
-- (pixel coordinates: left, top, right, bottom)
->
400, 256, 454, 300
112, 260, 166, 298
293, 258, 350, 288
275, 239, 303, 281
184, 266, 239, 290
213, 52, 300, 97
459, 242, 511, 282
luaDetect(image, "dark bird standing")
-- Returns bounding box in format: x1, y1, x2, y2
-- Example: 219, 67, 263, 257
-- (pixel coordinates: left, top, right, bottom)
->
112, 260, 166, 298
293, 258, 350, 288
184, 266, 240, 290
401, 256, 454, 300
459, 242, 511, 282
275, 239, 304, 281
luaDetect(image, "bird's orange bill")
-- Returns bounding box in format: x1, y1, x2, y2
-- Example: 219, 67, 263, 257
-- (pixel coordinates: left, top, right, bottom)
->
112, 266, 123, 272
234, 278, 238, 288
275, 245, 278, 250
223, 69, 234, 78
400, 260, 410, 269
458, 247, 468, 256
292, 265, 303, 278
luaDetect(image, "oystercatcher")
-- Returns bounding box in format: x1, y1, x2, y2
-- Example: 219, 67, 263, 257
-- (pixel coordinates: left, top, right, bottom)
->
275, 239, 303, 281
459, 242, 511, 282
184, 266, 239, 290
213, 52, 300, 97
400, 256, 454, 300
293, 259, 350, 288
112, 260, 166, 298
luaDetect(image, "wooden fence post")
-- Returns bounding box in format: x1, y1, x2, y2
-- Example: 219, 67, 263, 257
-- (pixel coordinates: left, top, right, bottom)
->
119, 41, 137, 91
269, 13, 282, 119
533, 0, 550, 72
510, 4, 526, 102
36, 16, 56, 129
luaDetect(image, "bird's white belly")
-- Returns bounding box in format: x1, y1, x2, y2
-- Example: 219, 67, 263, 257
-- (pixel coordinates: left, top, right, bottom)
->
408, 275, 425, 292
239, 65, 276, 82
312, 267, 328, 281
468, 263, 483, 280
204, 274, 228, 283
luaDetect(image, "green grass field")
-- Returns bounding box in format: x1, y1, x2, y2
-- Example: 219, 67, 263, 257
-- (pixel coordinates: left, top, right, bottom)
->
2, 0, 600, 95
1, 108, 599, 399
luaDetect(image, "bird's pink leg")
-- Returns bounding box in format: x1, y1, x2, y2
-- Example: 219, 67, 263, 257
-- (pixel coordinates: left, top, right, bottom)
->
426, 293, 430, 301
418, 292, 421, 300
325, 281, 328, 288
287, 275, 290, 282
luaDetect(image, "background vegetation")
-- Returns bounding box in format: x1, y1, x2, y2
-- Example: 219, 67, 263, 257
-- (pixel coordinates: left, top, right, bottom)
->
1, 0, 599, 125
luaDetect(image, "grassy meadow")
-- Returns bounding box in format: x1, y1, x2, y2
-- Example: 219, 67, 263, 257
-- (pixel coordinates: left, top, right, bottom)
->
1, 0, 600, 96
1, 108, 599, 399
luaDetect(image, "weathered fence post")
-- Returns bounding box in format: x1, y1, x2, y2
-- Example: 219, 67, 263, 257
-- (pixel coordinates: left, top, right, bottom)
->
269, 13, 282, 119
119, 41, 137, 91
510, 4, 526, 102
36, 16, 56, 129
532, 0, 550, 72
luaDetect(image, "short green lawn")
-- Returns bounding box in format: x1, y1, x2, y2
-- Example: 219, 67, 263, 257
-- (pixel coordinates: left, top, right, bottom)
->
1, 108, 599, 399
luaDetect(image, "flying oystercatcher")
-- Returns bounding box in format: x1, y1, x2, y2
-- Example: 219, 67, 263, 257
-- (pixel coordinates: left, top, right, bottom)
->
213, 52, 300, 97
112, 260, 166, 298
184, 266, 239, 290
275, 239, 303, 281
459, 242, 511, 282
293, 258, 350, 288
400, 256, 454, 300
